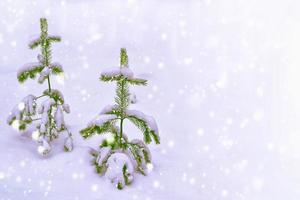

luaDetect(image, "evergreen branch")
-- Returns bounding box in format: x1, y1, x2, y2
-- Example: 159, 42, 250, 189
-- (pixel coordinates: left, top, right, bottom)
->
40, 18, 48, 34
100, 105, 120, 116
127, 116, 152, 144
127, 143, 147, 175
80, 121, 116, 139
100, 133, 119, 149
100, 75, 122, 82
115, 79, 130, 111
7, 115, 34, 131
127, 78, 147, 86
51, 62, 64, 74
17, 65, 43, 83
128, 144, 143, 167
31, 118, 42, 121
150, 131, 160, 144
42, 41, 52, 66
28, 38, 41, 49
48, 35, 61, 43
43, 89, 65, 104
122, 165, 130, 185
130, 140, 151, 163
120, 48, 128, 67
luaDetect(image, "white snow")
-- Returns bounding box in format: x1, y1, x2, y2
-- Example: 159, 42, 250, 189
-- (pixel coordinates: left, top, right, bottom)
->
62, 104, 70, 113
120, 67, 134, 78
130, 93, 137, 104
7, 95, 36, 124
37, 138, 51, 156
38, 99, 56, 127
23, 95, 36, 114
131, 139, 151, 161
37, 54, 44, 63
40, 67, 50, 76
96, 147, 112, 166
87, 114, 117, 127
1, 1, 299, 200
38, 99, 55, 115
7, 107, 20, 123
101, 68, 121, 77
38, 66, 51, 83
39, 123, 46, 133
64, 136, 73, 152
31, 130, 40, 141
99, 104, 118, 114
54, 106, 64, 130
105, 152, 134, 187
101, 67, 134, 79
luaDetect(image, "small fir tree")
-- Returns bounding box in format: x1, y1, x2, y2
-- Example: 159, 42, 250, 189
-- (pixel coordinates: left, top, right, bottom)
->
80, 48, 160, 189
7, 18, 73, 155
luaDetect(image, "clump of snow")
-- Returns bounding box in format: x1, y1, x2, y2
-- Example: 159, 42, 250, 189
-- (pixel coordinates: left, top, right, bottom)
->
101, 67, 134, 79
96, 147, 113, 166
38, 99, 55, 115
7, 107, 21, 124
87, 114, 117, 127
54, 106, 65, 130
31, 130, 40, 141
130, 93, 137, 104
37, 138, 51, 156
126, 139, 152, 174
131, 139, 152, 161
39, 123, 46, 133
99, 105, 118, 114
38, 99, 56, 128
22, 95, 36, 115
38, 66, 51, 83
120, 67, 134, 78
105, 152, 134, 188
7, 95, 36, 124
101, 68, 120, 77
64, 136, 73, 152
37, 54, 44, 63
62, 104, 70, 113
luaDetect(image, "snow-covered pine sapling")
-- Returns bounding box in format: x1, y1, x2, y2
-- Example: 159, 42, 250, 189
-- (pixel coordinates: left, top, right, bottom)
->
7, 18, 73, 155
80, 48, 160, 189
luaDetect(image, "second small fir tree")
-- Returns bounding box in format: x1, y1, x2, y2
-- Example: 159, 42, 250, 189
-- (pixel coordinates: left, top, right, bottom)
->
80, 48, 160, 189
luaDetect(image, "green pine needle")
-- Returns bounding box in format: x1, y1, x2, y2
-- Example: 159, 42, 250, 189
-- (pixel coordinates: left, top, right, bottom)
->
127, 78, 147, 86
115, 79, 130, 111
80, 121, 116, 139
120, 48, 128, 67
43, 89, 65, 104
17, 65, 43, 83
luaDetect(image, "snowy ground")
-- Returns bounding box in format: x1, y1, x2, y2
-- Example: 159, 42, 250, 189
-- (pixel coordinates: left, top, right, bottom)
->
1, 0, 300, 199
